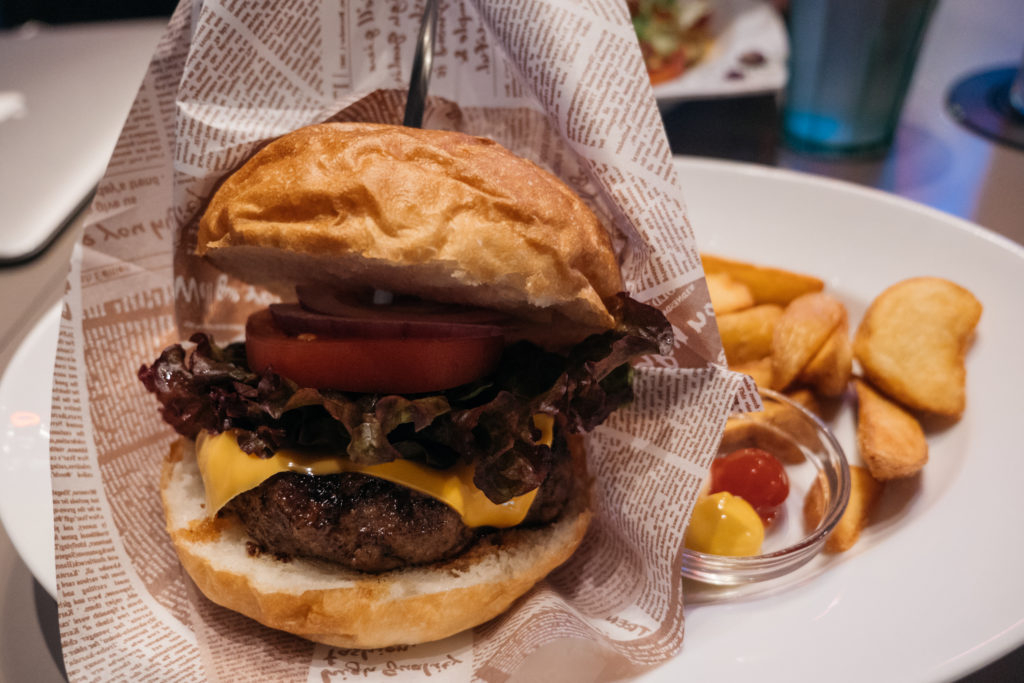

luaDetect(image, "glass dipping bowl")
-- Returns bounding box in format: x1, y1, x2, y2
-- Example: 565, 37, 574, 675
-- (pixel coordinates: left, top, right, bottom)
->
681, 388, 850, 585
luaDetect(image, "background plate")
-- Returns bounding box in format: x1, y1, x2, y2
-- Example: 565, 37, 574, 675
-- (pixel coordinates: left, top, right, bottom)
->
652, 0, 788, 102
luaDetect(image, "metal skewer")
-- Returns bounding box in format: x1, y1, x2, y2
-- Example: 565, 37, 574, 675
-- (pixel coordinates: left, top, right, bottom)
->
369, 0, 439, 306
403, 0, 440, 129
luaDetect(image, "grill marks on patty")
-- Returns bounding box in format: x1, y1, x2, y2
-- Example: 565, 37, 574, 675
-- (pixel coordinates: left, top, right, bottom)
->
224, 440, 575, 573
227, 472, 476, 572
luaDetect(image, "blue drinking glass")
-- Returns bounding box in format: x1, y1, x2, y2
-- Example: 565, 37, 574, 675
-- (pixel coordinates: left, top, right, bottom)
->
782, 0, 938, 156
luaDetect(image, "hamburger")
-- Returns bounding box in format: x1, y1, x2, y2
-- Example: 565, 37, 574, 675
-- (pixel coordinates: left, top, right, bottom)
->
139, 122, 673, 648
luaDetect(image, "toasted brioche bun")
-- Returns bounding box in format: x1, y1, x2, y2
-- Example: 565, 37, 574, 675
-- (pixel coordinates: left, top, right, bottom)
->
160, 437, 592, 648
197, 122, 623, 329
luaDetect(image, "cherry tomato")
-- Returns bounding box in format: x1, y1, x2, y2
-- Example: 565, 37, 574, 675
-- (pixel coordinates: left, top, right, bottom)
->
708, 448, 789, 524
245, 309, 503, 394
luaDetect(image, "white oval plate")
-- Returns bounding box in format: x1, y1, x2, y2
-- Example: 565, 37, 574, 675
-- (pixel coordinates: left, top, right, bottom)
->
642, 158, 1024, 682
0, 303, 59, 598
2, 159, 1023, 681
652, 0, 788, 101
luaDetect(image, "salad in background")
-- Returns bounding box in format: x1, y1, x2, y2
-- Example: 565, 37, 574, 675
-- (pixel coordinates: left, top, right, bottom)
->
629, 0, 713, 84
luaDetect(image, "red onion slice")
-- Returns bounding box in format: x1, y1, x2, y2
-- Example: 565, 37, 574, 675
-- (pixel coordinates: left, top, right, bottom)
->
269, 303, 502, 339
295, 285, 508, 325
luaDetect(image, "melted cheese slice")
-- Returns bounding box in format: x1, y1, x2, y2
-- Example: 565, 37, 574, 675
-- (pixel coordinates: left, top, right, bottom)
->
195, 414, 553, 529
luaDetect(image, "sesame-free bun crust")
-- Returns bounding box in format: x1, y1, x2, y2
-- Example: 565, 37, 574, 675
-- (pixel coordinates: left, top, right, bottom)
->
161, 438, 591, 648
197, 122, 623, 329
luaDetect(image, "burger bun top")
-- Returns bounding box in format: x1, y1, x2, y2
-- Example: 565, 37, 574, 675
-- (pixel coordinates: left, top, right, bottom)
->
197, 123, 623, 330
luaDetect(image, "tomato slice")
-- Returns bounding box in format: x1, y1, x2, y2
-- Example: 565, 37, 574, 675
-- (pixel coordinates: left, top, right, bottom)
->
245, 309, 504, 394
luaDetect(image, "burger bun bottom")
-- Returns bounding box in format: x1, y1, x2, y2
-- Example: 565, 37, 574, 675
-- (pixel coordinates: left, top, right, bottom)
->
160, 437, 592, 648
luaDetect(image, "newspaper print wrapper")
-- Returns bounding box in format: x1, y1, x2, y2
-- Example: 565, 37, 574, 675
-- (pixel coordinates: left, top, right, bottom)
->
50, 0, 759, 680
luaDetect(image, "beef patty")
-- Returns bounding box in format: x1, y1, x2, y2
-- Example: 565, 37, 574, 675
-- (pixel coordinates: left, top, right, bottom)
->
225, 444, 575, 573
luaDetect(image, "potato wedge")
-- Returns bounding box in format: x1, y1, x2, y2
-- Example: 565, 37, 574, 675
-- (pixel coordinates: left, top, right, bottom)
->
706, 272, 755, 314
701, 253, 824, 305
798, 319, 853, 397
718, 304, 784, 365
805, 465, 882, 552
718, 417, 805, 464
730, 357, 772, 388
803, 471, 829, 535
853, 277, 981, 417
854, 379, 928, 480
771, 293, 846, 391
763, 391, 821, 451
784, 387, 821, 416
